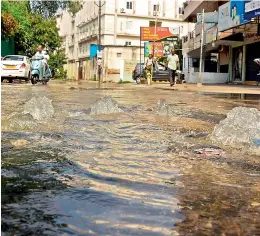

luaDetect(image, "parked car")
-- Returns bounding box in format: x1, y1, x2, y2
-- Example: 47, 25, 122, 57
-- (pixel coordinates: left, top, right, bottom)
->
132, 62, 170, 84
1, 55, 31, 83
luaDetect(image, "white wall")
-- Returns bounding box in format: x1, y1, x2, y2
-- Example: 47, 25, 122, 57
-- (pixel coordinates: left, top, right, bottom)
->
185, 72, 229, 84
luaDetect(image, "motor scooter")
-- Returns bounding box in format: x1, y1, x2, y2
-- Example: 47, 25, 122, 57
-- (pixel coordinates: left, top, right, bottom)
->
30, 55, 51, 85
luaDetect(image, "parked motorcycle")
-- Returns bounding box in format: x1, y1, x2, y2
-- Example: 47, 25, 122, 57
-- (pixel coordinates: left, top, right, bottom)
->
30, 55, 51, 85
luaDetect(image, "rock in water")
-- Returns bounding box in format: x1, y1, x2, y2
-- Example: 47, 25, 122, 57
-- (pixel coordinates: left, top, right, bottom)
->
211, 107, 260, 150
23, 96, 54, 120
155, 99, 169, 115
90, 96, 123, 115
7, 113, 38, 129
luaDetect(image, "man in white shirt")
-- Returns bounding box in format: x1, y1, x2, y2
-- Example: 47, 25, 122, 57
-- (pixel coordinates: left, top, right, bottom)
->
166, 49, 179, 86
34, 44, 50, 77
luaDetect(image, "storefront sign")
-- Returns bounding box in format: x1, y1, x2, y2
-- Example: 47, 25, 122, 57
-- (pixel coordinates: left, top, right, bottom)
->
244, 0, 260, 22
140, 27, 178, 41
206, 26, 218, 44
244, 33, 260, 44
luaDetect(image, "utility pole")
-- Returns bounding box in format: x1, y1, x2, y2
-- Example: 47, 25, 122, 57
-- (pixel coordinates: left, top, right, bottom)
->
95, 0, 105, 83
153, 3, 159, 57
198, 8, 204, 87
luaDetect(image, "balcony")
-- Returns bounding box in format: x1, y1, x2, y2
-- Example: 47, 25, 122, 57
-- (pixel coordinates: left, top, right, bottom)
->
183, 0, 221, 21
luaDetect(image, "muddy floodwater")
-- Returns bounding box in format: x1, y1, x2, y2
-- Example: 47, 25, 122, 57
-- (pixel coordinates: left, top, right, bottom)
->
1, 81, 260, 236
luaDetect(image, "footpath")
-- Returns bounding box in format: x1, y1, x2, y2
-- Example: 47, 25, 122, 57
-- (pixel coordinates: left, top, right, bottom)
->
150, 83, 260, 94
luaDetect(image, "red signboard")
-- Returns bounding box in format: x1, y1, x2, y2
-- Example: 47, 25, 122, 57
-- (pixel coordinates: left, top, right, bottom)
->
141, 27, 178, 41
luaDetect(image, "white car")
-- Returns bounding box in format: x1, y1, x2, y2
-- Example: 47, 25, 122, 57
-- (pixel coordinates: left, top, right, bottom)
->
1, 55, 31, 83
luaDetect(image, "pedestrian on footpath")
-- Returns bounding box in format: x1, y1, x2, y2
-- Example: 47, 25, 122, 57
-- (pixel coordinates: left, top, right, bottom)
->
166, 49, 179, 87
145, 54, 154, 86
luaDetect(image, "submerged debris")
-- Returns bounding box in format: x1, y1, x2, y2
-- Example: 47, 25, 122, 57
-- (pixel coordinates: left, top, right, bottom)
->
90, 96, 123, 115
193, 147, 225, 158
211, 107, 260, 152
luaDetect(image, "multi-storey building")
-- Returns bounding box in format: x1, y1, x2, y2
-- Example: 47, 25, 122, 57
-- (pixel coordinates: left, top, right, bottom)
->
57, 0, 190, 81
182, 0, 260, 85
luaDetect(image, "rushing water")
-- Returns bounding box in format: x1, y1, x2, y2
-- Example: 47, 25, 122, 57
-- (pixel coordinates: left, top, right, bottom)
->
2, 81, 260, 235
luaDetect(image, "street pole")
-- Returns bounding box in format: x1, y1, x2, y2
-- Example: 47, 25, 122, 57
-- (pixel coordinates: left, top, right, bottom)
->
153, 4, 158, 57
198, 8, 204, 87
95, 0, 105, 84
98, 0, 101, 83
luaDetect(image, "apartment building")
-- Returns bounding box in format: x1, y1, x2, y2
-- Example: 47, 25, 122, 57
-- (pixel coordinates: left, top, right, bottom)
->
57, 0, 190, 81
182, 0, 260, 85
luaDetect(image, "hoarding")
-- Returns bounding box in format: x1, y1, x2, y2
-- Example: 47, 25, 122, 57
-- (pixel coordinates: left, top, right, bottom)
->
140, 27, 178, 41
144, 41, 176, 57
218, 1, 245, 31
197, 12, 219, 24
244, 0, 260, 22
218, 2, 232, 31
230, 0, 245, 27
144, 42, 164, 57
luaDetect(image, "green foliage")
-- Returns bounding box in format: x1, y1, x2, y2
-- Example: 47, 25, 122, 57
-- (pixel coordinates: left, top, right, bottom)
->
174, 39, 183, 70
1, 0, 62, 54
1, 12, 19, 38
30, 0, 83, 18
67, 1, 83, 16
48, 49, 67, 79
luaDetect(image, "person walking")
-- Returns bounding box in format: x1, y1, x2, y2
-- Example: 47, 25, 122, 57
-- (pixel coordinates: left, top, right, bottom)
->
166, 49, 179, 87
145, 54, 154, 86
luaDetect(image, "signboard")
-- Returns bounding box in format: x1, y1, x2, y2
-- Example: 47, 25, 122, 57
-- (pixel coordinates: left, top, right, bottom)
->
197, 12, 219, 23
144, 42, 164, 57
123, 60, 138, 81
140, 27, 178, 41
230, 0, 245, 26
244, 0, 260, 22
218, 30, 233, 40
218, 2, 232, 31
244, 33, 260, 44
144, 41, 175, 57
97, 50, 102, 58
206, 25, 218, 44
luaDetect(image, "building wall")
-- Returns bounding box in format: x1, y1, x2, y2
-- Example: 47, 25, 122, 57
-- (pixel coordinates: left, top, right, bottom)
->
57, 0, 187, 81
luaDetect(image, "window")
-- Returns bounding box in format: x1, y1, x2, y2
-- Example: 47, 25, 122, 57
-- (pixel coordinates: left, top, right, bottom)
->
126, 1, 133, 9
117, 53, 122, 57
125, 41, 131, 46
153, 4, 160, 12
126, 21, 132, 30
149, 21, 162, 27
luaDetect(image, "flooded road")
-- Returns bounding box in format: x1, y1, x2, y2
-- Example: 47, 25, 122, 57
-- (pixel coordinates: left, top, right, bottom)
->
2, 81, 260, 235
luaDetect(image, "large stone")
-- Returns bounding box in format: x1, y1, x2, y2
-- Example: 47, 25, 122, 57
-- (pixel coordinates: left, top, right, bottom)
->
23, 96, 54, 120
90, 96, 123, 115
211, 107, 260, 151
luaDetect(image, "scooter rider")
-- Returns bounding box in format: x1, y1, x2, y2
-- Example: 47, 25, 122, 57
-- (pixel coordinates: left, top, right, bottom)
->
34, 44, 50, 77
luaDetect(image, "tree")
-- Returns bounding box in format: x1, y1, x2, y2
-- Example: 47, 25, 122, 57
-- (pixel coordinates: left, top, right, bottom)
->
30, 0, 83, 18
48, 49, 67, 79
1, 12, 19, 38
174, 39, 183, 70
